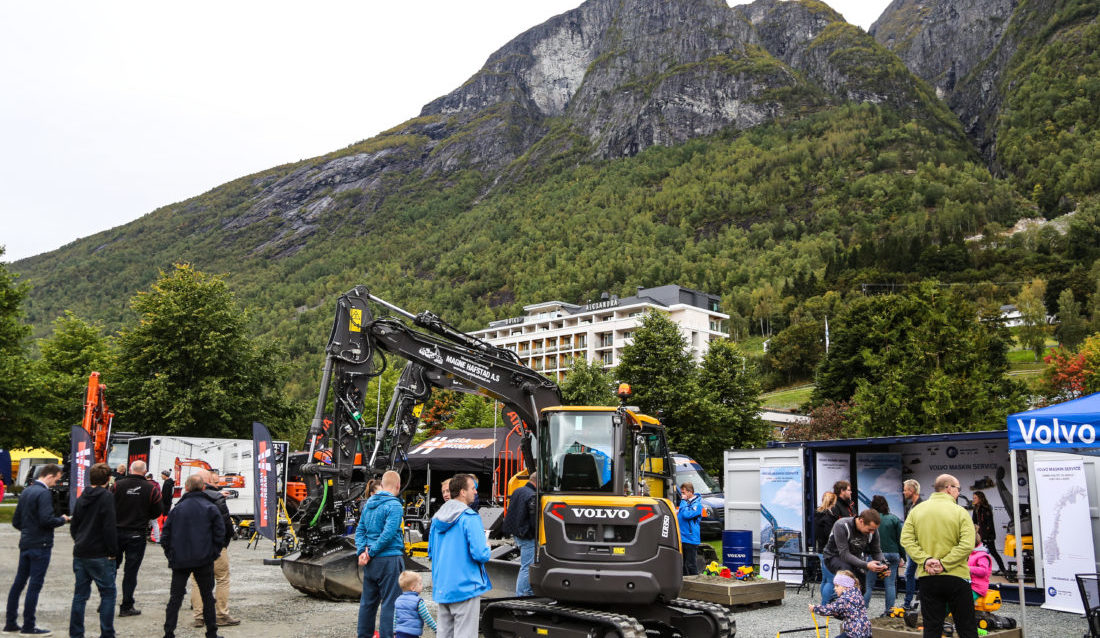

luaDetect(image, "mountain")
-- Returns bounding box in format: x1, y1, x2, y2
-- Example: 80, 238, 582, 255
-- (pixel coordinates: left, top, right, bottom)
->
12, 0, 1097, 400
871, 0, 1100, 213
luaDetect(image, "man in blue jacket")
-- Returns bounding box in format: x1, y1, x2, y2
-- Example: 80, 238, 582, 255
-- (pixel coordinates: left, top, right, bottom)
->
5, 463, 68, 635
161, 474, 225, 638
429, 473, 491, 638
355, 470, 405, 638
678, 481, 702, 575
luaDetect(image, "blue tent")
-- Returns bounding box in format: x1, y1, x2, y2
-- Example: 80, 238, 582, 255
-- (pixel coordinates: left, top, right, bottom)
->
1008, 391, 1100, 455
1005, 392, 1100, 628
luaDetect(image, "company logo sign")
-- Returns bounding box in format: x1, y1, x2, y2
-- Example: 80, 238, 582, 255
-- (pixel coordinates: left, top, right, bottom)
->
256, 441, 271, 529
570, 507, 630, 520
1015, 418, 1097, 446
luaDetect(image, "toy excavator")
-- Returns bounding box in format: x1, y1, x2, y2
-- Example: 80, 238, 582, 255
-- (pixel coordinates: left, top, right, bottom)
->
276, 287, 735, 637
901, 589, 1016, 632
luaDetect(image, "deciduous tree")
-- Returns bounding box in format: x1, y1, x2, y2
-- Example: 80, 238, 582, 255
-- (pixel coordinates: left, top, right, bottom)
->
0, 252, 36, 449
113, 264, 299, 438
1016, 278, 1050, 361
560, 357, 616, 406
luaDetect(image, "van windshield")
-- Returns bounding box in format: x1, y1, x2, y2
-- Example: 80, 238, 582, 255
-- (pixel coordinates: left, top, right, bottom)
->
676, 466, 721, 494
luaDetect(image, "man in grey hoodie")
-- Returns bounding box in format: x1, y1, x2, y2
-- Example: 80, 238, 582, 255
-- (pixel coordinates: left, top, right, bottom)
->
429, 474, 491, 638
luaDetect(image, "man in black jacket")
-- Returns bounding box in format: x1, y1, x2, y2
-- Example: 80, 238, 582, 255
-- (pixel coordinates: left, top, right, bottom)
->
501, 473, 537, 596
828, 480, 857, 520
161, 475, 225, 638
190, 470, 238, 628
5, 463, 69, 635
69, 462, 119, 638
160, 470, 175, 517
112, 460, 162, 617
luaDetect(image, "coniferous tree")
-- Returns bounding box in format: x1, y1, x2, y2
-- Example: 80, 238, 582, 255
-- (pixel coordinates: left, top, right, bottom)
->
1056, 289, 1089, 352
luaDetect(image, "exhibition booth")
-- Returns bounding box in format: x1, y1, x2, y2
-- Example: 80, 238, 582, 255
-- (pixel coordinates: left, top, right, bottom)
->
726, 420, 1100, 618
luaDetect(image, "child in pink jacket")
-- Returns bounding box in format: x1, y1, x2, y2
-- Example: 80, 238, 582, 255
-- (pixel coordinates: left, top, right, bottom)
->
968, 530, 993, 600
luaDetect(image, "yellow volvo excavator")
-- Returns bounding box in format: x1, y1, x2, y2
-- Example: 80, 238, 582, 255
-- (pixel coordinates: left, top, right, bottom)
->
278, 287, 734, 637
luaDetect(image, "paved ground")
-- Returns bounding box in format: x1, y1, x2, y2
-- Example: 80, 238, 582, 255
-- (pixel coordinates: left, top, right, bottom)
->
0, 521, 1087, 637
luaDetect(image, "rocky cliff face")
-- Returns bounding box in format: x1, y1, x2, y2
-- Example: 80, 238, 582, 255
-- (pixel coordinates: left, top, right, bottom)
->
869, 0, 1021, 159
196, 0, 959, 257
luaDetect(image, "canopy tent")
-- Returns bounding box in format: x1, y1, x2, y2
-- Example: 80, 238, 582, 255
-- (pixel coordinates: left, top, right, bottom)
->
404, 427, 522, 473
7, 447, 62, 485
1006, 391, 1100, 632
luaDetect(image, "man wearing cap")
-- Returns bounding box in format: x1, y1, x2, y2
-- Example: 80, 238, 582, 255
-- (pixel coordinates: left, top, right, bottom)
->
160, 470, 175, 517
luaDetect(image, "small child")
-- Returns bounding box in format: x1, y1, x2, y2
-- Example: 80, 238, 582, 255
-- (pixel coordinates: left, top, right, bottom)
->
969, 529, 993, 601
810, 570, 871, 638
393, 570, 437, 638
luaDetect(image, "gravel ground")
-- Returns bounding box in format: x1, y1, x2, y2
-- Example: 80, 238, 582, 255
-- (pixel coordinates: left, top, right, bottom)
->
0, 520, 1088, 637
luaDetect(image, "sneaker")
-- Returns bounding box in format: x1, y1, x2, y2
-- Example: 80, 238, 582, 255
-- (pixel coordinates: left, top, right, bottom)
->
118, 608, 141, 617
2, 627, 20, 634
216, 617, 241, 627
19, 628, 52, 636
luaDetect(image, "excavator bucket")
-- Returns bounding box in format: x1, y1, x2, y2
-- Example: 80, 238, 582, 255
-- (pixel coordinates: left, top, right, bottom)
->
279, 537, 361, 601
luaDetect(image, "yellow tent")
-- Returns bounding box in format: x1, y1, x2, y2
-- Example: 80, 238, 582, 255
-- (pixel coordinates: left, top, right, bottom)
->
9, 447, 62, 485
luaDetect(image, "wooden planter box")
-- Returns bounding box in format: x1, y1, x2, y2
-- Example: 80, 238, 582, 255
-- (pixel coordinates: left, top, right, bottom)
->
679, 575, 786, 607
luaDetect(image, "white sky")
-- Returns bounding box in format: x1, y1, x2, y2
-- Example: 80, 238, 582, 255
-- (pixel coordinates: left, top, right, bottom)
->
0, 0, 890, 263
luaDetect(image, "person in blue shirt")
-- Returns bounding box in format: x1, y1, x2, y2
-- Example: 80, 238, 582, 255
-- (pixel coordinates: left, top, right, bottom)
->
5, 463, 69, 635
355, 471, 405, 638
677, 481, 702, 575
392, 571, 436, 638
429, 473, 491, 638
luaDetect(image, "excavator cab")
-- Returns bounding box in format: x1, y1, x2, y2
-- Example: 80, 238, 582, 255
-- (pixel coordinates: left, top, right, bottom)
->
531, 406, 682, 605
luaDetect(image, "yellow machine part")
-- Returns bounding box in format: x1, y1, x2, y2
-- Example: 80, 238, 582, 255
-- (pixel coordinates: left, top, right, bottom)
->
407, 541, 429, 558
1003, 533, 1033, 557
975, 589, 1002, 612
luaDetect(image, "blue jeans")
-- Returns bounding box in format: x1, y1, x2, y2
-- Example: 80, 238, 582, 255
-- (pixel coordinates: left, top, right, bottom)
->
5, 547, 51, 631
819, 555, 836, 603
358, 555, 403, 638
864, 553, 901, 609
71, 557, 117, 638
515, 537, 536, 596
904, 556, 918, 606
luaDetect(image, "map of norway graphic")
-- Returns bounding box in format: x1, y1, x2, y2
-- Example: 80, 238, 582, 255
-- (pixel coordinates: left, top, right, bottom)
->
1043, 483, 1088, 562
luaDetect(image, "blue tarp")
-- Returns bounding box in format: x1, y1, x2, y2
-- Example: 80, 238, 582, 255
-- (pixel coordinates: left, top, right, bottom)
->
1007, 391, 1100, 454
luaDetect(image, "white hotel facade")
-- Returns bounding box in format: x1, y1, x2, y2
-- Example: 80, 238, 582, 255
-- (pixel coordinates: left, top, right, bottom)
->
470, 285, 729, 381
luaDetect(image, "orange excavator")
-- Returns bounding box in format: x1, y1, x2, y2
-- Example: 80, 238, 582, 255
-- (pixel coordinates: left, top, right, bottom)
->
82, 372, 114, 466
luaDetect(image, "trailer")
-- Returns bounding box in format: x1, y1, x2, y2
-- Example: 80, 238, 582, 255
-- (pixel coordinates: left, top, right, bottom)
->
126, 435, 288, 520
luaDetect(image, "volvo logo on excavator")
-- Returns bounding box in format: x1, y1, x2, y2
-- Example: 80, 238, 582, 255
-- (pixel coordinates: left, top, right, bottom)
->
570, 507, 630, 520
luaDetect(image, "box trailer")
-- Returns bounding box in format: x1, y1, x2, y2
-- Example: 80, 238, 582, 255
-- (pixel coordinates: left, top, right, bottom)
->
126, 435, 288, 520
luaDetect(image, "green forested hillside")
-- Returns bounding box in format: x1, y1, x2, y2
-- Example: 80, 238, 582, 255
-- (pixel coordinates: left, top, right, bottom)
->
11, 0, 1100, 408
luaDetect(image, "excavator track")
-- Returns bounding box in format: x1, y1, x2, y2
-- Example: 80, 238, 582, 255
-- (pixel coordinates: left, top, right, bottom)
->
482, 599, 648, 638
668, 597, 736, 637
482, 597, 735, 638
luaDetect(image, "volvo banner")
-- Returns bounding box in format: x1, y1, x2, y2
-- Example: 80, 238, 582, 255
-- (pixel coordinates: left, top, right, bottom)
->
252, 421, 278, 541
69, 425, 94, 512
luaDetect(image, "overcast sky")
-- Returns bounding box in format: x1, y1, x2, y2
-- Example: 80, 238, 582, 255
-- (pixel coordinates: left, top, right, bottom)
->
0, 0, 891, 263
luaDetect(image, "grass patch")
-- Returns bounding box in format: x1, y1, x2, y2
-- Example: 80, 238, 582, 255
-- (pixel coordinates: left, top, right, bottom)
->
0, 504, 14, 524
760, 384, 814, 411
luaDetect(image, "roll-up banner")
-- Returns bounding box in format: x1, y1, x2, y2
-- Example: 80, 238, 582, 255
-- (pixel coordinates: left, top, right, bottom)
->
1034, 459, 1093, 613
759, 465, 804, 583
815, 452, 850, 500
69, 425, 94, 512
252, 421, 278, 541
855, 453, 904, 516
0, 448, 11, 486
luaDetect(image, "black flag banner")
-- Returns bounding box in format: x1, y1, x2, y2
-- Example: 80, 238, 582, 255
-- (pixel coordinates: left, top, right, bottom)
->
252, 421, 278, 541
69, 425, 93, 513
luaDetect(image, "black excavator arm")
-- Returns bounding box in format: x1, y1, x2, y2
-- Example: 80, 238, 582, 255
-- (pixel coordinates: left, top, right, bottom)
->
281, 286, 561, 599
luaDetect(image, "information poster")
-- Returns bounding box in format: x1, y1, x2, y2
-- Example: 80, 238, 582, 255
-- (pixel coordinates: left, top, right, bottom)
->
855, 453, 904, 516
1034, 459, 1093, 613
759, 465, 804, 583
896, 440, 1028, 555
815, 452, 850, 503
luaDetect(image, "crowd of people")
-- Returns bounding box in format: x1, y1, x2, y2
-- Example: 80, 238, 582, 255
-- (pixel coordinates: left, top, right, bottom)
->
809, 473, 1001, 638
4, 461, 239, 637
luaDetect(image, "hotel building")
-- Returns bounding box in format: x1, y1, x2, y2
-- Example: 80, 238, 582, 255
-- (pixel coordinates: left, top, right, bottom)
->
470, 285, 729, 381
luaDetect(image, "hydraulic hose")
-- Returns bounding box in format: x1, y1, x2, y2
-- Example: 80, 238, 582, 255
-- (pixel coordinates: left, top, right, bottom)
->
309, 481, 329, 527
